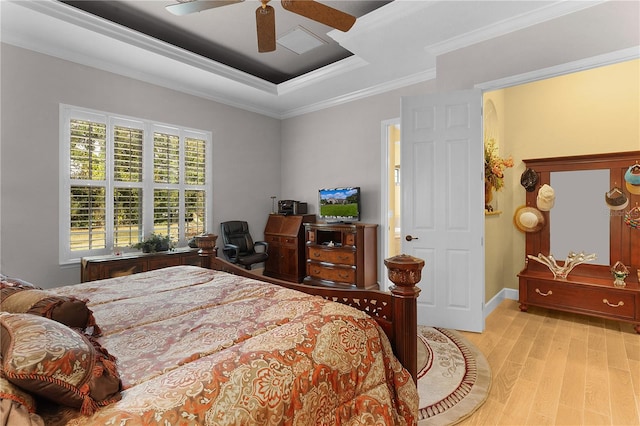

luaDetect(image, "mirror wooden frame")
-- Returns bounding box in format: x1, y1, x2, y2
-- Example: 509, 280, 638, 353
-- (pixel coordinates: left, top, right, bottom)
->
519, 151, 640, 334
523, 150, 640, 274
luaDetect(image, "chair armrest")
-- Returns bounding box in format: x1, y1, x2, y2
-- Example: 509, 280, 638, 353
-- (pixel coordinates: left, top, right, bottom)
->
254, 241, 268, 253
223, 243, 240, 263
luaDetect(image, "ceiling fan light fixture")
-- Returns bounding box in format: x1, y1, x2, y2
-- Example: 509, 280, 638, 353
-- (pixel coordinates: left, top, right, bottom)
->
277, 26, 326, 55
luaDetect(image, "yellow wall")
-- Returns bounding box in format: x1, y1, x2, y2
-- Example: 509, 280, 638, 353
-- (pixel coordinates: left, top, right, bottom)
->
483, 90, 512, 302
485, 59, 640, 299
387, 124, 402, 257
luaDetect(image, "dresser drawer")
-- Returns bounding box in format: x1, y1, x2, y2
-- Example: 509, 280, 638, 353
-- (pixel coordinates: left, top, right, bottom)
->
280, 237, 297, 247
266, 235, 297, 247
265, 235, 281, 244
525, 280, 636, 320
343, 233, 356, 246
307, 262, 356, 284
307, 246, 355, 265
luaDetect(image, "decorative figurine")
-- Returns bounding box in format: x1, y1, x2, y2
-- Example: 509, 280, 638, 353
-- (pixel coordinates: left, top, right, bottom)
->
611, 261, 629, 287
527, 251, 597, 280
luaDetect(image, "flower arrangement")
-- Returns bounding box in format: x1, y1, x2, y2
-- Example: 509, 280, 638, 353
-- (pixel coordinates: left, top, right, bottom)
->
484, 138, 513, 191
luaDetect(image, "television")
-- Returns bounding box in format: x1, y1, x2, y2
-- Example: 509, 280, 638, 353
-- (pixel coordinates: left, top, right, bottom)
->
318, 187, 361, 222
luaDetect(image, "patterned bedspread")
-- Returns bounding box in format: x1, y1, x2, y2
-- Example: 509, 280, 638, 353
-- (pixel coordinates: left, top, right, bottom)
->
42, 265, 418, 425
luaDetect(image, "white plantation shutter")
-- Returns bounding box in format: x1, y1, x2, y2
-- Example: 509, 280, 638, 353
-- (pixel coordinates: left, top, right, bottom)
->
60, 105, 212, 264
154, 132, 180, 184
68, 118, 107, 252
113, 187, 142, 248
69, 187, 106, 251
113, 125, 144, 248
114, 125, 143, 182
69, 119, 106, 180
185, 189, 206, 238
153, 188, 180, 241
185, 137, 206, 185
184, 137, 207, 238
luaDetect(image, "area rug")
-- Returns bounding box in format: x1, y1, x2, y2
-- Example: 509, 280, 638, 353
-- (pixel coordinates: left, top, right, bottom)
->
417, 326, 492, 425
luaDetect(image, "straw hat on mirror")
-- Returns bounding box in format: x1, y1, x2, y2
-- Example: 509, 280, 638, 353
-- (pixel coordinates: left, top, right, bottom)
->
513, 206, 545, 233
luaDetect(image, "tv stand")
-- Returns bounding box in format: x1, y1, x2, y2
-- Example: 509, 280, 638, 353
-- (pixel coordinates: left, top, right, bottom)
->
304, 222, 378, 290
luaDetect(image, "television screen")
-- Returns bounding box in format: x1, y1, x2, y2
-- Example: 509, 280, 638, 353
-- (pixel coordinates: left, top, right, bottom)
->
318, 187, 361, 222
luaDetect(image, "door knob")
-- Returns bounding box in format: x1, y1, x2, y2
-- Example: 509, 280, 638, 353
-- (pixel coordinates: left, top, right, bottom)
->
405, 235, 419, 241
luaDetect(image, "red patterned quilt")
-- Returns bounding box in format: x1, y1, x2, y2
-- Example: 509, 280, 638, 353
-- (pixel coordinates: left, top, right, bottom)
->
42, 265, 418, 425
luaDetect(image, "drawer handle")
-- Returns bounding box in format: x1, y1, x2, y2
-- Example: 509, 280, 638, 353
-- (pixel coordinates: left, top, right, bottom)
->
312, 268, 321, 274
339, 272, 350, 279
535, 288, 553, 297
602, 299, 624, 308
338, 255, 350, 261
313, 252, 321, 258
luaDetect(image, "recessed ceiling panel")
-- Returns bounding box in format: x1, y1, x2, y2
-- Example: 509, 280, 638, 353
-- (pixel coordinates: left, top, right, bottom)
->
61, 0, 390, 84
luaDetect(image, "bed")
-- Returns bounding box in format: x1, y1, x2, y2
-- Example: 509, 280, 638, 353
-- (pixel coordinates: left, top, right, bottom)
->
0, 248, 422, 425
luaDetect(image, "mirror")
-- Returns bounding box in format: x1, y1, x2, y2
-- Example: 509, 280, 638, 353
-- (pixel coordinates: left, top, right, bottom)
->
550, 169, 610, 265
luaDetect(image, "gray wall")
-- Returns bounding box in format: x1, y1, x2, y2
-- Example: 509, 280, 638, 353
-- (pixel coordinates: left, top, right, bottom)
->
279, 83, 436, 221
0, 44, 281, 287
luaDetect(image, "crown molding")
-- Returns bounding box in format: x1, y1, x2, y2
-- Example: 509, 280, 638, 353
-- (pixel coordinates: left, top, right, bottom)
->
277, 55, 369, 95
426, 1, 606, 56
476, 46, 640, 91
280, 67, 436, 119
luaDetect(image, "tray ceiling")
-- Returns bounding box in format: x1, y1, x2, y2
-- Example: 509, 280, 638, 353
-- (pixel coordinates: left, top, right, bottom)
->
1, 1, 624, 118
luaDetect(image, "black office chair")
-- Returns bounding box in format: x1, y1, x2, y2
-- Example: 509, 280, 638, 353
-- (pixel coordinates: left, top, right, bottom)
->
219, 221, 269, 270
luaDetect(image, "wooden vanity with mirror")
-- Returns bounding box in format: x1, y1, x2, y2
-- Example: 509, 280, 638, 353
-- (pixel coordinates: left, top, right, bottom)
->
518, 151, 640, 333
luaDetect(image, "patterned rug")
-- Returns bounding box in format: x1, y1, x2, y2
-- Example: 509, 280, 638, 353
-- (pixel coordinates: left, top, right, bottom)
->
417, 326, 492, 425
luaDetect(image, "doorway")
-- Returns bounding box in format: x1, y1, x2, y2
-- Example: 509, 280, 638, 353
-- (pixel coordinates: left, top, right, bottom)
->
380, 119, 401, 291
382, 57, 639, 321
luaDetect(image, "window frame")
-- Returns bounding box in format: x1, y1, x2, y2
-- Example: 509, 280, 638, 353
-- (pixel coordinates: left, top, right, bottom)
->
59, 104, 212, 265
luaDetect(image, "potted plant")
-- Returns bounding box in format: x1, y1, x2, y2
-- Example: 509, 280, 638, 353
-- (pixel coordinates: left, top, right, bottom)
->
132, 233, 173, 253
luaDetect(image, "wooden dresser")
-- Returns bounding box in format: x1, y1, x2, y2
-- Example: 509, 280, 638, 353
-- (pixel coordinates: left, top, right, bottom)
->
519, 263, 639, 332
81, 247, 201, 282
303, 222, 378, 290
518, 151, 640, 333
263, 214, 315, 283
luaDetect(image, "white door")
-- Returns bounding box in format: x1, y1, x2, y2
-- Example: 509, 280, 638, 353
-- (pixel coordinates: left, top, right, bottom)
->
400, 90, 484, 332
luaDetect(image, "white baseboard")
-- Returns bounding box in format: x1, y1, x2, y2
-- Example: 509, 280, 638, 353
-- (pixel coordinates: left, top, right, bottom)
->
484, 287, 519, 319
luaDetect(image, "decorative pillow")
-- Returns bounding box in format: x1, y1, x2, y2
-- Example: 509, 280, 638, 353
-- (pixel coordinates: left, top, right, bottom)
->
0, 376, 44, 426
0, 274, 40, 290
0, 287, 101, 336
0, 312, 122, 415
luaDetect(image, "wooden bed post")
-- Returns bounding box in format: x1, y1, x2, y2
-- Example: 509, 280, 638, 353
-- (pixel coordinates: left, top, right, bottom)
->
385, 254, 424, 384
195, 234, 218, 269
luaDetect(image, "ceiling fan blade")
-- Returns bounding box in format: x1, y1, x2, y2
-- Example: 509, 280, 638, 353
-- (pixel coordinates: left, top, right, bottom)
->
281, 0, 356, 32
256, 5, 276, 53
166, 0, 244, 16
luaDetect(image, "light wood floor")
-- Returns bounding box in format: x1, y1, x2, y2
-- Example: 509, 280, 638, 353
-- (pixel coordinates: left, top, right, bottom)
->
457, 299, 640, 425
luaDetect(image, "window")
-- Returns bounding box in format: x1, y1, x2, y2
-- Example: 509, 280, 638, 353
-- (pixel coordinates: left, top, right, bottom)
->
60, 105, 212, 264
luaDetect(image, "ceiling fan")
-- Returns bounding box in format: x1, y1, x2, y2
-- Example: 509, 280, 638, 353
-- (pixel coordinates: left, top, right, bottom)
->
165, 0, 356, 53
